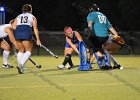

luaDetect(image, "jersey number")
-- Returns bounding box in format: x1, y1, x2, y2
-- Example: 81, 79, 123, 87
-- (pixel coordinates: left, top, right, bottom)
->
98, 15, 106, 24
21, 16, 28, 23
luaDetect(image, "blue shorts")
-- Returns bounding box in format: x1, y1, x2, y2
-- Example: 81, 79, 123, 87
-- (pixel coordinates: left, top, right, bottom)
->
65, 41, 79, 48
14, 25, 32, 40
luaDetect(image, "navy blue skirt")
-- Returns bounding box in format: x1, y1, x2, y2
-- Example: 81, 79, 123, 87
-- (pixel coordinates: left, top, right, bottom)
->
14, 25, 32, 40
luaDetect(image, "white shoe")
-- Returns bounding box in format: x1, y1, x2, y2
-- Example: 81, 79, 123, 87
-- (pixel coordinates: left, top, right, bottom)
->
65, 64, 70, 69
2, 64, 13, 69
57, 64, 65, 69
17, 64, 24, 74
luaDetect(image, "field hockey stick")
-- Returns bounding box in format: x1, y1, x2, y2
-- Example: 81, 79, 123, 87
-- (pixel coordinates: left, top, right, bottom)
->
28, 58, 41, 68
12, 46, 42, 69
32, 38, 58, 58
72, 2, 89, 14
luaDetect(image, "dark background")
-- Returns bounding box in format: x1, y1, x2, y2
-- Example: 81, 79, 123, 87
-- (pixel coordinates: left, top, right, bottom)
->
0, 0, 140, 31
0, 0, 140, 55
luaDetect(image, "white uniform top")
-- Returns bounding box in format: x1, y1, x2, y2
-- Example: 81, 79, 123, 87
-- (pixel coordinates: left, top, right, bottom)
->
16, 12, 35, 27
0, 24, 11, 38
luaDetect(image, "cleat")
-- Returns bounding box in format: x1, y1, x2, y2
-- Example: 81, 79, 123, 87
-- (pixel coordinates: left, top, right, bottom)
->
109, 66, 112, 69
16, 64, 24, 74
57, 64, 65, 69
113, 64, 121, 69
16, 66, 23, 74
65, 64, 70, 69
68, 66, 74, 70
2, 64, 13, 69
100, 65, 110, 70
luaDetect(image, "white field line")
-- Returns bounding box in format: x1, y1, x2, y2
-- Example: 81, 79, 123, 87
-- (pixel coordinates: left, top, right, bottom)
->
0, 83, 138, 89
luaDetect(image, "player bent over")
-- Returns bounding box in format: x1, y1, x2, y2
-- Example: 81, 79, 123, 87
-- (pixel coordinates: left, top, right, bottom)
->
0, 21, 18, 68
57, 27, 83, 70
12, 4, 41, 74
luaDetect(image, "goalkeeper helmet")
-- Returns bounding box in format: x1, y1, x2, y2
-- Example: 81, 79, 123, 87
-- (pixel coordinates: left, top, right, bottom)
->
89, 4, 99, 12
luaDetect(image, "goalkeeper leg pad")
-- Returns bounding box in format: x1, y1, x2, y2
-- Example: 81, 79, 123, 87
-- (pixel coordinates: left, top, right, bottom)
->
78, 41, 92, 71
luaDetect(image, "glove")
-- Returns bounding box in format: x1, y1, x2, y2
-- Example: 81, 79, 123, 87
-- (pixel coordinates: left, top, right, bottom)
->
112, 36, 125, 46
84, 28, 96, 38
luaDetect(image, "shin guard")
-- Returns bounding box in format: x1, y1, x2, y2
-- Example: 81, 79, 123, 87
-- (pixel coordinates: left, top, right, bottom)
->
93, 48, 110, 69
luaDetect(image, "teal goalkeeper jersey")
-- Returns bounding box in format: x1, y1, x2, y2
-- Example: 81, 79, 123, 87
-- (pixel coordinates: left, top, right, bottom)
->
87, 11, 112, 37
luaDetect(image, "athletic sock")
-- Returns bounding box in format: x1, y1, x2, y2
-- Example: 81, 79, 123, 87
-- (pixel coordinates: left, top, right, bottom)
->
62, 56, 69, 66
17, 52, 24, 64
3, 50, 10, 65
110, 55, 118, 66
68, 57, 74, 67
20, 51, 31, 66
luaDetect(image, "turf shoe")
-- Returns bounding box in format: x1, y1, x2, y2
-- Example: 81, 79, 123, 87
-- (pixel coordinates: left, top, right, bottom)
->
100, 65, 111, 70
57, 64, 65, 69
17, 64, 24, 74
68, 66, 74, 70
2, 64, 13, 69
113, 64, 121, 69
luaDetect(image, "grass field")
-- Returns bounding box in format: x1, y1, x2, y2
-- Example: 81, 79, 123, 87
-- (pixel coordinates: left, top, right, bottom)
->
0, 55, 140, 100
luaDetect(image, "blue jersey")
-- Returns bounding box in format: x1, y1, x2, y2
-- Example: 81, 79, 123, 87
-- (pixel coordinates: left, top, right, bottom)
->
68, 31, 79, 44
65, 31, 79, 48
87, 11, 112, 37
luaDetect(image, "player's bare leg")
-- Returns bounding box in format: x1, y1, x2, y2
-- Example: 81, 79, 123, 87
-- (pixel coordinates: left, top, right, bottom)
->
1, 40, 13, 68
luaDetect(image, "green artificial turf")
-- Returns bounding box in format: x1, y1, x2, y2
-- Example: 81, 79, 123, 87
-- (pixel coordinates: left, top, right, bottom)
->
0, 55, 140, 100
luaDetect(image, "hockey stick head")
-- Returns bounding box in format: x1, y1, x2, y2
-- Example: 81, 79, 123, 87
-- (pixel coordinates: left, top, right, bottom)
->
32, 38, 58, 58
36, 65, 42, 69
55, 55, 58, 58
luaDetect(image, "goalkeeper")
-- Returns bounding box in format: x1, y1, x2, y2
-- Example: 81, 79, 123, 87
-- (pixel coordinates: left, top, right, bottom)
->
85, 4, 120, 69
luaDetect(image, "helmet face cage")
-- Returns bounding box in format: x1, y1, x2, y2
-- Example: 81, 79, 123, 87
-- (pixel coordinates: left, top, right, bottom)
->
89, 4, 99, 11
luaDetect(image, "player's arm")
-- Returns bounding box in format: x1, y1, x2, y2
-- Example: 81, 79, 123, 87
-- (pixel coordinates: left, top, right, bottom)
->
12, 18, 17, 30
109, 27, 118, 37
106, 19, 118, 37
66, 37, 79, 54
32, 17, 41, 46
5, 27, 18, 49
75, 31, 83, 42
88, 21, 93, 30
